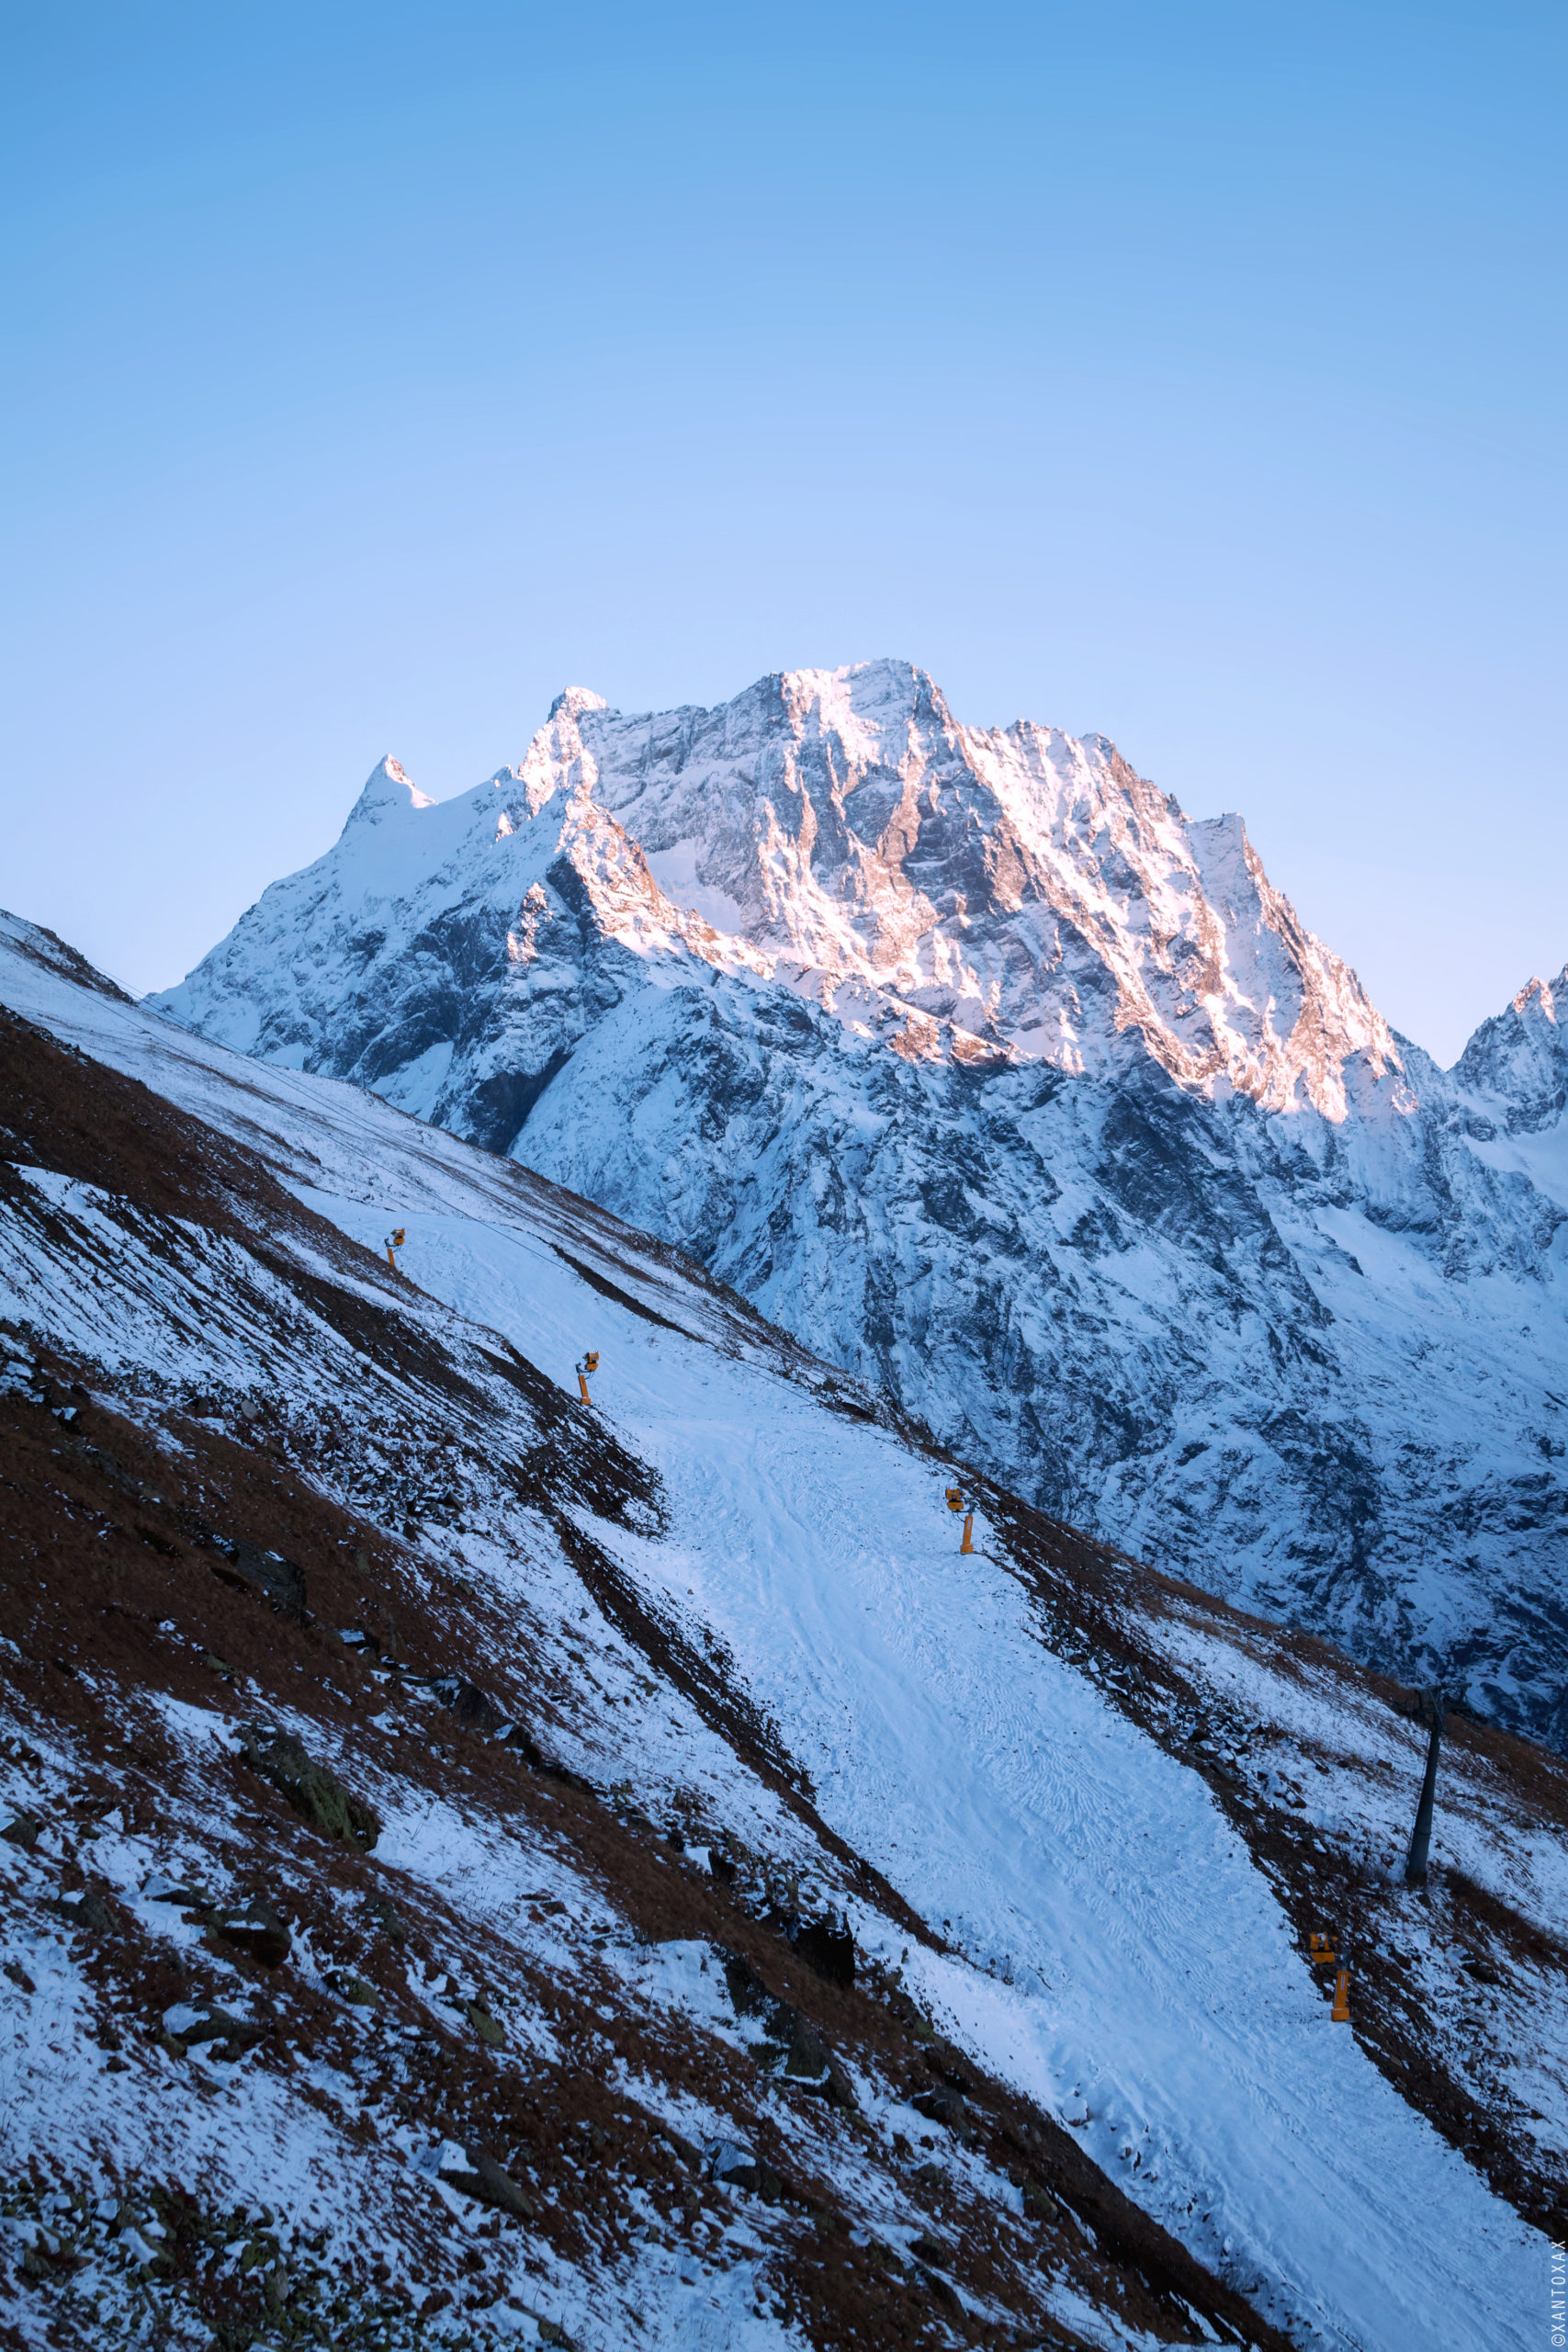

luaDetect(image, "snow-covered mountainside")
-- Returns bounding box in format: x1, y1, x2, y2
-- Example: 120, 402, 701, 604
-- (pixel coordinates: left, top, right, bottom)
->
150, 664, 1568, 1748
3, 910, 1563, 2352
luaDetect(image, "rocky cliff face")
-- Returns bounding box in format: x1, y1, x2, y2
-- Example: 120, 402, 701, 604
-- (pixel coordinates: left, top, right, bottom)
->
152, 662, 1568, 1745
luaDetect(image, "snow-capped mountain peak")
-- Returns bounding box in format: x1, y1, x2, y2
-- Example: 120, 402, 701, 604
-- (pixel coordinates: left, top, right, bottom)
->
150, 665, 1568, 1747
183, 662, 1406, 1121
347, 752, 437, 820
344, 658, 1402, 1118
1454, 964, 1568, 1133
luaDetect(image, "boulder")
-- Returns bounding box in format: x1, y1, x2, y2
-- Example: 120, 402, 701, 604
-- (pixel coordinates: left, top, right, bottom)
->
707, 2137, 755, 2185
908, 2230, 952, 2269
706, 2140, 791, 2204
435, 1678, 510, 1735
239, 1726, 379, 1850
147, 1880, 210, 1908
329, 1973, 380, 2009
1, 1812, 39, 1851
182, 2007, 267, 2060
822, 2053, 859, 2111
720, 1953, 850, 2098
367, 1894, 408, 1946
55, 1888, 115, 1934
910, 2086, 973, 2143
438, 2144, 536, 2221
793, 1915, 855, 1987
194, 1528, 306, 1618
212, 1898, 292, 1968
720, 1951, 770, 2018
781, 2014, 829, 2081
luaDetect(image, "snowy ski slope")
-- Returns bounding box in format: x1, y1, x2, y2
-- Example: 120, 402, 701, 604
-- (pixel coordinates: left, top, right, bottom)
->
2, 913, 1554, 2350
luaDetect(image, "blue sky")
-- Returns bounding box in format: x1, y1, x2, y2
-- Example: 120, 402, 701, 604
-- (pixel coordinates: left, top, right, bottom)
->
2, 1, 1562, 1061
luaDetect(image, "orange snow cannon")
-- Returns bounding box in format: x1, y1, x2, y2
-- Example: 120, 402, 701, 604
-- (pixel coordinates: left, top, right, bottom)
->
1330, 1968, 1350, 2022
576, 1351, 600, 1408
1308, 1932, 1338, 1970
945, 1486, 977, 1555
385, 1227, 406, 1273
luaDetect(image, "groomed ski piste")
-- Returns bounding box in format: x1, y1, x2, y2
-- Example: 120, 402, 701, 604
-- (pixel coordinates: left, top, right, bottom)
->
1, 910, 1559, 2352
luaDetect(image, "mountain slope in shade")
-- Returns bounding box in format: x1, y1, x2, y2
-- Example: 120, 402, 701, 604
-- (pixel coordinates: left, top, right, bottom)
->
150, 665, 1568, 1746
5, 909, 1564, 2352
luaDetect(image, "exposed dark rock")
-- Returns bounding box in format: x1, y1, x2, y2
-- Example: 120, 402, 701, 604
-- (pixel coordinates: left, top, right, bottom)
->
793, 1912, 855, 1986
720, 1951, 770, 2018
211, 1898, 291, 1969
1, 1810, 39, 1849
908, 2230, 952, 2268
911, 2086, 974, 2143
438, 2145, 536, 2221
919, 2264, 964, 2312
182, 2007, 267, 2060
239, 1724, 379, 1849
433, 1676, 509, 1735
55, 1887, 115, 1934
501, 1722, 547, 1767
192, 1527, 306, 1618
707, 2138, 791, 2204
367, 1893, 408, 1946
781, 2013, 829, 2080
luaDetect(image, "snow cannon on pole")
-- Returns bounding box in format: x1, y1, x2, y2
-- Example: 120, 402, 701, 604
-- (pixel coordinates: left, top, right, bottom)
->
385, 1227, 406, 1274
576, 1351, 599, 1408
944, 1485, 977, 1556
1404, 1687, 1448, 1887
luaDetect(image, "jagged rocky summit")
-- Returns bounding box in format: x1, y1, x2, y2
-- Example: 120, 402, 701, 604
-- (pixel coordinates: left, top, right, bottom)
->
152, 662, 1568, 1744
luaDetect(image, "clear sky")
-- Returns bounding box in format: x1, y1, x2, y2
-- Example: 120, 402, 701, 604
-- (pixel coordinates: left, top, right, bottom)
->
2, 1, 1562, 1065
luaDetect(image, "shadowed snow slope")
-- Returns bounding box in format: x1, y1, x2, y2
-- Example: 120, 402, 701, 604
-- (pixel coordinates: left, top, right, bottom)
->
150, 664, 1568, 1750
5, 910, 1564, 2352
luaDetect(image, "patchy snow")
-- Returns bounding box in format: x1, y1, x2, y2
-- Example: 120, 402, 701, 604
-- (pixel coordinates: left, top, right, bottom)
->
1, 912, 1557, 2350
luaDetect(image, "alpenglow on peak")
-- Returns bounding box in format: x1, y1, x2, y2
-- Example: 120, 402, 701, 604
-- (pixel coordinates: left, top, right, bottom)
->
159, 660, 1407, 1125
